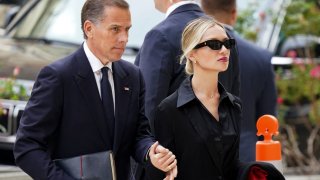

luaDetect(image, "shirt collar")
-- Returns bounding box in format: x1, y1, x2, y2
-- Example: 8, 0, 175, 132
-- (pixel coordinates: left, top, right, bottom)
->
222, 23, 234, 31
176, 76, 231, 108
83, 41, 113, 73
166, 1, 198, 18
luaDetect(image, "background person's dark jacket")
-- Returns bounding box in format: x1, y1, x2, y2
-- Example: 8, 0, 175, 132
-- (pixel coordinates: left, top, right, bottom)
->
227, 28, 277, 163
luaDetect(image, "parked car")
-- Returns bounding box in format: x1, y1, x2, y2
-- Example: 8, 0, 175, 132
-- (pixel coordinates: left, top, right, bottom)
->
0, 0, 27, 35
238, 0, 320, 63
0, 0, 164, 150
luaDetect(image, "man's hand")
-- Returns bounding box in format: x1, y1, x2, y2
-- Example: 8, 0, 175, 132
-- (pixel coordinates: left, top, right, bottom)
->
149, 141, 177, 179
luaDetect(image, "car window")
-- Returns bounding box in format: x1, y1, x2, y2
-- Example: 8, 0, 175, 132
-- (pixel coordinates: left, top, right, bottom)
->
0, 4, 11, 28
11, 0, 164, 48
13, 0, 85, 44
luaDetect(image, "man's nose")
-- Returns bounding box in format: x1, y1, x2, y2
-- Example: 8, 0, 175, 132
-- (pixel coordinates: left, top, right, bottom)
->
119, 31, 129, 43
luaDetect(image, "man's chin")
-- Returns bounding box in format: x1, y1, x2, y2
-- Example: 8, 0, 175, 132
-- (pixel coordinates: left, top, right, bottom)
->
109, 57, 122, 62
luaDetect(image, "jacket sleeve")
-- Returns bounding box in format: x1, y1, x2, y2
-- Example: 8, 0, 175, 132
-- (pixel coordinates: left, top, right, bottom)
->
225, 29, 241, 96
256, 54, 277, 119
13, 66, 74, 180
132, 70, 155, 164
230, 40, 241, 96
144, 100, 175, 179
134, 30, 175, 133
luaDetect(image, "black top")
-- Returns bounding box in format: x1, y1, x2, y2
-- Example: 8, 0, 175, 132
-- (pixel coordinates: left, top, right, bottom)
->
146, 76, 242, 180
195, 79, 238, 170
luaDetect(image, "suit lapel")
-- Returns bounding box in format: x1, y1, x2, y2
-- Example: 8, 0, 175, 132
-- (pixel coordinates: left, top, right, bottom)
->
73, 47, 109, 146
112, 62, 132, 153
184, 103, 223, 174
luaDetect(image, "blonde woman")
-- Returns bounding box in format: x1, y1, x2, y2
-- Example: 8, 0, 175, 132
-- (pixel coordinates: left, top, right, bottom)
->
145, 15, 241, 179
146, 16, 285, 180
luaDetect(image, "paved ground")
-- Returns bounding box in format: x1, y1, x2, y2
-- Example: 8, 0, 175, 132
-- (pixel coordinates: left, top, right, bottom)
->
285, 175, 320, 180
1, 165, 320, 179
0, 165, 31, 180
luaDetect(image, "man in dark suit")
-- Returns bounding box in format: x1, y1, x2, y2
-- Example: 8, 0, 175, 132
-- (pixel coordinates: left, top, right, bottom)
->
13, 0, 176, 179
134, 0, 240, 132
201, 0, 277, 162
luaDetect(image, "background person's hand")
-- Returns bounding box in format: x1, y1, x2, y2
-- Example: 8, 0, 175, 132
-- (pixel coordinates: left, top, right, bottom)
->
149, 141, 177, 173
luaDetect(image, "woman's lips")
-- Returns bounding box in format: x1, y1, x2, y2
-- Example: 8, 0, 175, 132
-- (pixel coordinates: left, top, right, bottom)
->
218, 57, 228, 62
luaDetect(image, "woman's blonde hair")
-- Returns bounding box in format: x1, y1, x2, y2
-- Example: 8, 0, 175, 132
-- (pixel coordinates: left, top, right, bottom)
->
180, 16, 225, 75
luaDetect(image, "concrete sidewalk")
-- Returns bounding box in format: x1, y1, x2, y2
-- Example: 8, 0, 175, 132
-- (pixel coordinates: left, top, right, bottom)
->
0, 165, 31, 180
1, 173, 320, 180
285, 175, 320, 180
1, 165, 320, 180
0, 172, 31, 180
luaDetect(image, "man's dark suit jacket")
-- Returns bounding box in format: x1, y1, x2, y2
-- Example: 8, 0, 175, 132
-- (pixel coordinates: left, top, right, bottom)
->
134, 3, 240, 130
13, 46, 154, 180
227, 29, 277, 162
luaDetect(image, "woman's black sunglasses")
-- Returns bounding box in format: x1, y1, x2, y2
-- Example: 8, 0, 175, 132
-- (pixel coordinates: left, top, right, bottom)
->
193, 39, 236, 50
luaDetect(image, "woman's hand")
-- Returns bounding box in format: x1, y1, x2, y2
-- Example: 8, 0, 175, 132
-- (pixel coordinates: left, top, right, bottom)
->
164, 164, 178, 180
149, 141, 177, 178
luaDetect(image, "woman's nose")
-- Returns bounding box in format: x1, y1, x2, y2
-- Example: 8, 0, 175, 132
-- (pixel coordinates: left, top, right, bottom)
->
219, 45, 229, 54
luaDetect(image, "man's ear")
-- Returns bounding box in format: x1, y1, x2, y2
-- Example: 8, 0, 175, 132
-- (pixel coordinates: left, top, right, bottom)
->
231, 8, 237, 26
83, 20, 94, 39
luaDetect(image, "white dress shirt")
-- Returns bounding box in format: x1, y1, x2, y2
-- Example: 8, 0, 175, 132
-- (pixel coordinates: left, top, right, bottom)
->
166, 0, 198, 18
83, 41, 115, 111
